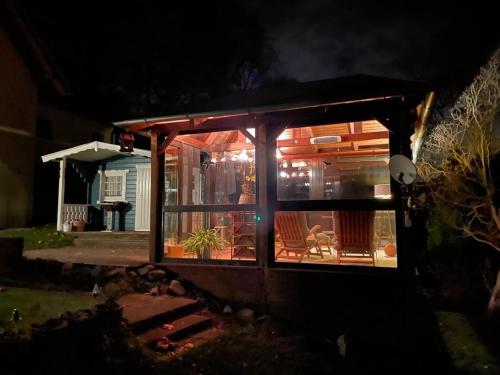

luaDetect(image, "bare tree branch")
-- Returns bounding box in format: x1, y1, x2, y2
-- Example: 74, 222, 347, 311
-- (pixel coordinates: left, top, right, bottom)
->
417, 48, 500, 253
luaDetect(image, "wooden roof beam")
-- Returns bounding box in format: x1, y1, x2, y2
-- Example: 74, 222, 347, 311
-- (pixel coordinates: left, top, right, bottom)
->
280, 149, 388, 160
175, 135, 207, 149
276, 130, 389, 147
157, 131, 179, 156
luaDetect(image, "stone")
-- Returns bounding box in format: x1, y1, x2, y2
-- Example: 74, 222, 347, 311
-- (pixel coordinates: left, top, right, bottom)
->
128, 271, 138, 279
223, 305, 233, 314
61, 262, 73, 272
148, 269, 166, 281
107, 267, 127, 278
236, 308, 254, 324
138, 264, 155, 276
159, 284, 169, 295
168, 280, 186, 296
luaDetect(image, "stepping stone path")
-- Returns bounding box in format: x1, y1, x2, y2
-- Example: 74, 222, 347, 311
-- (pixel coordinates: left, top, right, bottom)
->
118, 293, 222, 358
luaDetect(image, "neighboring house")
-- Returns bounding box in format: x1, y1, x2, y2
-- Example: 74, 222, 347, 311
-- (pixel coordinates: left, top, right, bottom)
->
41, 142, 151, 232
0, 2, 111, 228
114, 75, 435, 313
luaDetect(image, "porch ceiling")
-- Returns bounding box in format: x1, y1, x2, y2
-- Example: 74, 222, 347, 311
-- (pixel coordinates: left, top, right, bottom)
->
41, 141, 150, 163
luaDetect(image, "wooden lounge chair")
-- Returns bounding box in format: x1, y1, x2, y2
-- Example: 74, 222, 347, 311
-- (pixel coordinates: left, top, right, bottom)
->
275, 211, 328, 262
334, 210, 376, 266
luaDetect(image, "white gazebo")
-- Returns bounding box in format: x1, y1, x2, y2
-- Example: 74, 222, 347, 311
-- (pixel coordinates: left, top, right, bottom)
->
42, 141, 150, 231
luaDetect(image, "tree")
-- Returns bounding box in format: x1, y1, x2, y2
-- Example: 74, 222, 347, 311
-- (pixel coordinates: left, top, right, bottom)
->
418, 48, 500, 315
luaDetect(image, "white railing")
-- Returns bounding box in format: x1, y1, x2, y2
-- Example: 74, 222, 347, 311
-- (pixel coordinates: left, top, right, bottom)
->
63, 204, 89, 223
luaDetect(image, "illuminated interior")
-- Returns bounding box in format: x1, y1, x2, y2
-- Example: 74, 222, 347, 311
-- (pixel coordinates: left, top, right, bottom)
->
162, 121, 397, 267
277, 121, 391, 200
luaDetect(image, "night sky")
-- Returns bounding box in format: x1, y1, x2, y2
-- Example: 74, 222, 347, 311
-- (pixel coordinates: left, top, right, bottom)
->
17, 0, 499, 119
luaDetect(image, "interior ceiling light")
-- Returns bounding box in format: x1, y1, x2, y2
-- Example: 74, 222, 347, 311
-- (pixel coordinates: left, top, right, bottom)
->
310, 135, 342, 144
239, 149, 249, 161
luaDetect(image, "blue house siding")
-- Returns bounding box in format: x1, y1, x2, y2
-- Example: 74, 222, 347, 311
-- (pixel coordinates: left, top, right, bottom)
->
90, 155, 150, 231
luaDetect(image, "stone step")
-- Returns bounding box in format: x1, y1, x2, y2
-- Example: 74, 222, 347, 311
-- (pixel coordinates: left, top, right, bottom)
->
73, 238, 149, 249
138, 314, 212, 345
156, 327, 224, 362
118, 294, 200, 332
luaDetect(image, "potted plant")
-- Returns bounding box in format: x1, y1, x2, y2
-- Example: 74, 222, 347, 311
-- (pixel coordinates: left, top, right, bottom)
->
180, 228, 228, 259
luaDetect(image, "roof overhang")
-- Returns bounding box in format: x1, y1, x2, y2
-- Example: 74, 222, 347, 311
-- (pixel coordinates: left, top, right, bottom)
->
112, 74, 432, 134
41, 141, 150, 163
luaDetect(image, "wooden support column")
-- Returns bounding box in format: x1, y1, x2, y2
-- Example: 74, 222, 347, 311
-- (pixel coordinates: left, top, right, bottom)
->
309, 158, 324, 200
382, 108, 418, 277
255, 123, 268, 270
56, 157, 66, 231
150, 133, 166, 263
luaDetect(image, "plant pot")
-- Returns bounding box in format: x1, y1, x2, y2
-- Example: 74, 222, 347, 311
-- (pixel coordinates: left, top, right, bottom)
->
71, 220, 86, 232
62, 222, 71, 232
239, 193, 256, 204
197, 247, 212, 260
384, 243, 397, 257
165, 245, 185, 258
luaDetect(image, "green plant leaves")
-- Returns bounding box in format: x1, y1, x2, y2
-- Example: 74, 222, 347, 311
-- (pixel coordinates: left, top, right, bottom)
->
180, 228, 228, 258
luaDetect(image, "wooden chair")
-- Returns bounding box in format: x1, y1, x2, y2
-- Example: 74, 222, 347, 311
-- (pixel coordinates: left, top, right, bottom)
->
275, 211, 324, 262
334, 211, 376, 266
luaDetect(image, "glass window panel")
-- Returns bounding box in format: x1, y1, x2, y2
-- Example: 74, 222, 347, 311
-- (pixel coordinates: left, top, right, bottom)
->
163, 211, 256, 262
276, 122, 391, 200
274, 210, 397, 268
164, 130, 256, 206
104, 176, 123, 197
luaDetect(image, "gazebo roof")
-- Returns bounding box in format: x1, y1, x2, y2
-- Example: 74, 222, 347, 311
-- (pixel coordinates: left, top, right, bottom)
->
41, 141, 150, 162
113, 74, 431, 130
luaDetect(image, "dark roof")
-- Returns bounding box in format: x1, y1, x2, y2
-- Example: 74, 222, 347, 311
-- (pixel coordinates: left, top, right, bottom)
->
115, 74, 431, 127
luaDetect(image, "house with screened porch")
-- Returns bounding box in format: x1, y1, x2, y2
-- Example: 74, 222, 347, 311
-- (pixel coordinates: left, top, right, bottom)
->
113, 74, 433, 311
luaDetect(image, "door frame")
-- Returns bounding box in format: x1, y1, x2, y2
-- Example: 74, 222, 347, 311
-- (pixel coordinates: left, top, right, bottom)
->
135, 164, 151, 231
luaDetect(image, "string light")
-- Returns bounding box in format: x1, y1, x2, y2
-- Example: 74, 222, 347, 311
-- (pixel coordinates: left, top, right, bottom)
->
239, 149, 249, 161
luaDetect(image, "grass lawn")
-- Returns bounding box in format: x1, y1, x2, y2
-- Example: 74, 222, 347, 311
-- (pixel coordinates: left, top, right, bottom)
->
0, 287, 96, 336
0, 225, 74, 250
436, 311, 500, 374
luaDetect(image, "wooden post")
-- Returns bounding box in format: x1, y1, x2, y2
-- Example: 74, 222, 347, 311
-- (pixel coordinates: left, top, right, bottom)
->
309, 158, 324, 199
150, 133, 165, 263
255, 123, 268, 270
56, 157, 66, 231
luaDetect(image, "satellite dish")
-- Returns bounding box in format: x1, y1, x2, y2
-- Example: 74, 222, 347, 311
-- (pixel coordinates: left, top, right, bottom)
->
389, 155, 417, 185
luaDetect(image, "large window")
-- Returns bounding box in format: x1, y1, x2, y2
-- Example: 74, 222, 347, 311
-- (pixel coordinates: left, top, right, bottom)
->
163, 129, 257, 264
164, 211, 256, 261
165, 130, 256, 206
272, 120, 397, 269
276, 121, 390, 200
274, 210, 397, 268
